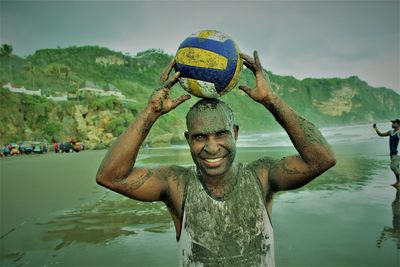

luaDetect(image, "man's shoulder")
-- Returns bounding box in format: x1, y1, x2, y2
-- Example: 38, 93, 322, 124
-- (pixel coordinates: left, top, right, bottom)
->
163, 165, 193, 184
246, 157, 278, 172
241, 158, 278, 192
389, 129, 400, 136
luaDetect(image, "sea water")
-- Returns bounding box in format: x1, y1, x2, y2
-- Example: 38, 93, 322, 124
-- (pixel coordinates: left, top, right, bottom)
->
0, 123, 399, 266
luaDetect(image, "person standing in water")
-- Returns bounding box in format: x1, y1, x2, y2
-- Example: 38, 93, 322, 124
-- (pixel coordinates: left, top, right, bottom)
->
373, 119, 400, 188
96, 51, 336, 266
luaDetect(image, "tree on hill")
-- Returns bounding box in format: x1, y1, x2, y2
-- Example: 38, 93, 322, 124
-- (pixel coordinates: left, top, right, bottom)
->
44, 63, 62, 79
60, 65, 70, 81
24, 61, 36, 89
45, 63, 70, 80
0, 44, 13, 82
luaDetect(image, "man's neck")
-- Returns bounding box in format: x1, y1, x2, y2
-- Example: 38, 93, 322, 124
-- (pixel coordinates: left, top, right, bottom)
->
199, 164, 238, 188
198, 164, 239, 199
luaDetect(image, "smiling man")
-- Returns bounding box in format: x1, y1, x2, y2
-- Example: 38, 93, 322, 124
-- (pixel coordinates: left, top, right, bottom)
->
96, 51, 336, 267
185, 100, 238, 181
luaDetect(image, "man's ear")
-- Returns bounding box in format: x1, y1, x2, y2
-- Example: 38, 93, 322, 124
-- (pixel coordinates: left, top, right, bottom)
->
233, 124, 239, 141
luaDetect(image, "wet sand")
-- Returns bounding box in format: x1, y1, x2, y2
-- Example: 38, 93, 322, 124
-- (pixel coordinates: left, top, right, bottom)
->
1, 135, 399, 266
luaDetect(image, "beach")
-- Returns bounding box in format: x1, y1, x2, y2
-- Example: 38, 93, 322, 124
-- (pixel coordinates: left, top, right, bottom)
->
0, 123, 399, 267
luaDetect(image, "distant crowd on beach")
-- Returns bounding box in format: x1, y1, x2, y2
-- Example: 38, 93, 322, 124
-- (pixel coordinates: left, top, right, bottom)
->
52, 140, 85, 154
1, 140, 85, 157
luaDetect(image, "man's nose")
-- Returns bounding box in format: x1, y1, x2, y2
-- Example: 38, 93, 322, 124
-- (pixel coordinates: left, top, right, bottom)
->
204, 138, 220, 155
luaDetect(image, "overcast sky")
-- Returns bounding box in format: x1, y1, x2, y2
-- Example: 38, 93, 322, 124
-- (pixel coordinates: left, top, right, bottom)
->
1, 0, 399, 92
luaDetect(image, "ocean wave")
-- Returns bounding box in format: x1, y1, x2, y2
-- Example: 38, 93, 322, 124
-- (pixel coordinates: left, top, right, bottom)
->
237, 123, 392, 148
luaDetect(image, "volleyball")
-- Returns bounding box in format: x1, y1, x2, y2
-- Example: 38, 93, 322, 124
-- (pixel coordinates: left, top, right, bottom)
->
174, 30, 242, 98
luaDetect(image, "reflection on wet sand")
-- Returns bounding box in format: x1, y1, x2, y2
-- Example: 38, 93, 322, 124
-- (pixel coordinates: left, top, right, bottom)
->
377, 190, 400, 249
39, 194, 172, 250
2, 251, 25, 265
38, 156, 386, 251
295, 156, 384, 191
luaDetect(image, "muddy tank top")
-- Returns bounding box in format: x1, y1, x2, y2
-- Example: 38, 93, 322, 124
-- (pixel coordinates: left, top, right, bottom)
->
178, 163, 275, 267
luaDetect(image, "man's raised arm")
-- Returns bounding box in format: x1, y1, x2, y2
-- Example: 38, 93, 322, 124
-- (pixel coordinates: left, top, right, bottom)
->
240, 51, 336, 192
96, 60, 190, 202
373, 123, 390, 137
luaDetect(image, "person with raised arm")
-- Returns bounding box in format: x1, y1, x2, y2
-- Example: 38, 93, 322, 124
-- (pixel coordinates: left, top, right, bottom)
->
96, 51, 336, 267
373, 119, 400, 188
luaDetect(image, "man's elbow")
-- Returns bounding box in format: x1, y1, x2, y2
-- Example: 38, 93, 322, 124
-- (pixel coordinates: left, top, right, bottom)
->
96, 172, 105, 186
310, 147, 336, 172
326, 156, 337, 169
321, 152, 336, 171
96, 171, 112, 189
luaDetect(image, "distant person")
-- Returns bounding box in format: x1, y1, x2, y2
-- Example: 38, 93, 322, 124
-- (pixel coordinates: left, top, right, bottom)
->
373, 119, 400, 188
96, 51, 336, 266
54, 142, 59, 153
2, 145, 10, 156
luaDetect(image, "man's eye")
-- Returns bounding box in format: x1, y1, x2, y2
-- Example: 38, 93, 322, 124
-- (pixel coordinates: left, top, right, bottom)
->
216, 131, 228, 137
215, 131, 229, 138
194, 135, 206, 141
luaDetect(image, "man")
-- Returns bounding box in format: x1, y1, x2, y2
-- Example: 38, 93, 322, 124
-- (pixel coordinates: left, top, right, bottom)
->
373, 119, 400, 188
96, 51, 336, 266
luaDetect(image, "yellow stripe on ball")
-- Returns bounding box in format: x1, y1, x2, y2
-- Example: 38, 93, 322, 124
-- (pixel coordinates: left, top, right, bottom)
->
197, 30, 218, 39
187, 78, 203, 97
176, 47, 228, 70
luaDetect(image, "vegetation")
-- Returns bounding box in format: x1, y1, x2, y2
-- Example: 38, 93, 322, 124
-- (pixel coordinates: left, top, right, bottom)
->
0, 44, 399, 147
0, 44, 14, 83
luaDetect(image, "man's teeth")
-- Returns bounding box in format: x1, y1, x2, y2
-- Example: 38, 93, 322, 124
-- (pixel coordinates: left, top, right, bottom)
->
205, 158, 223, 163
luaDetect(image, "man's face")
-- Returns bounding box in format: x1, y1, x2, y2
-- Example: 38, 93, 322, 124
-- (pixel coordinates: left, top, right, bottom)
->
392, 122, 399, 129
185, 108, 238, 180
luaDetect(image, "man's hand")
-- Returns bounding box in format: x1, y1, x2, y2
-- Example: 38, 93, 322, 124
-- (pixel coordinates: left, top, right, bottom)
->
239, 51, 275, 105
373, 123, 377, 129
147, 59, 191, 118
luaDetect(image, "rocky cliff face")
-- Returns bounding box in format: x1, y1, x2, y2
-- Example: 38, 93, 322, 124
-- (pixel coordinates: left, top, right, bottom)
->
0, 89, 134, 149
73, 104, 124, 149
313, 86, 357, 116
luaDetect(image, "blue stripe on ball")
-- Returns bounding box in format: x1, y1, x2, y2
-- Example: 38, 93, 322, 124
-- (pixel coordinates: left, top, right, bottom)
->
220, 40, 238, 89
176, 64, 227, 93
179, 37, 236, 59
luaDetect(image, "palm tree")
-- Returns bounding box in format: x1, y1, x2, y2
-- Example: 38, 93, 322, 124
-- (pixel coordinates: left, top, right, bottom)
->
45, 63, 61, 79
24, 61, 35, 89
0, 44, 13, 82
59, 65, 70, 81
59, 64, 72, 94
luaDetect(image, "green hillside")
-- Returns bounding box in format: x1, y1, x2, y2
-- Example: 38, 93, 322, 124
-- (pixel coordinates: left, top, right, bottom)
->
1, 45, 399, 147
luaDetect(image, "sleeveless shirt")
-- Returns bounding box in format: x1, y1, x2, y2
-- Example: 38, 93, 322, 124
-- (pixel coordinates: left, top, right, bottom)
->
178, 163, 275, 267
389, 130, 400, 156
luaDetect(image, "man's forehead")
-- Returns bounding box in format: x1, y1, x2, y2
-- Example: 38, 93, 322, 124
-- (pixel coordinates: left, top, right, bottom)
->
188, 125, 231, 135
187, 109, 233, 133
